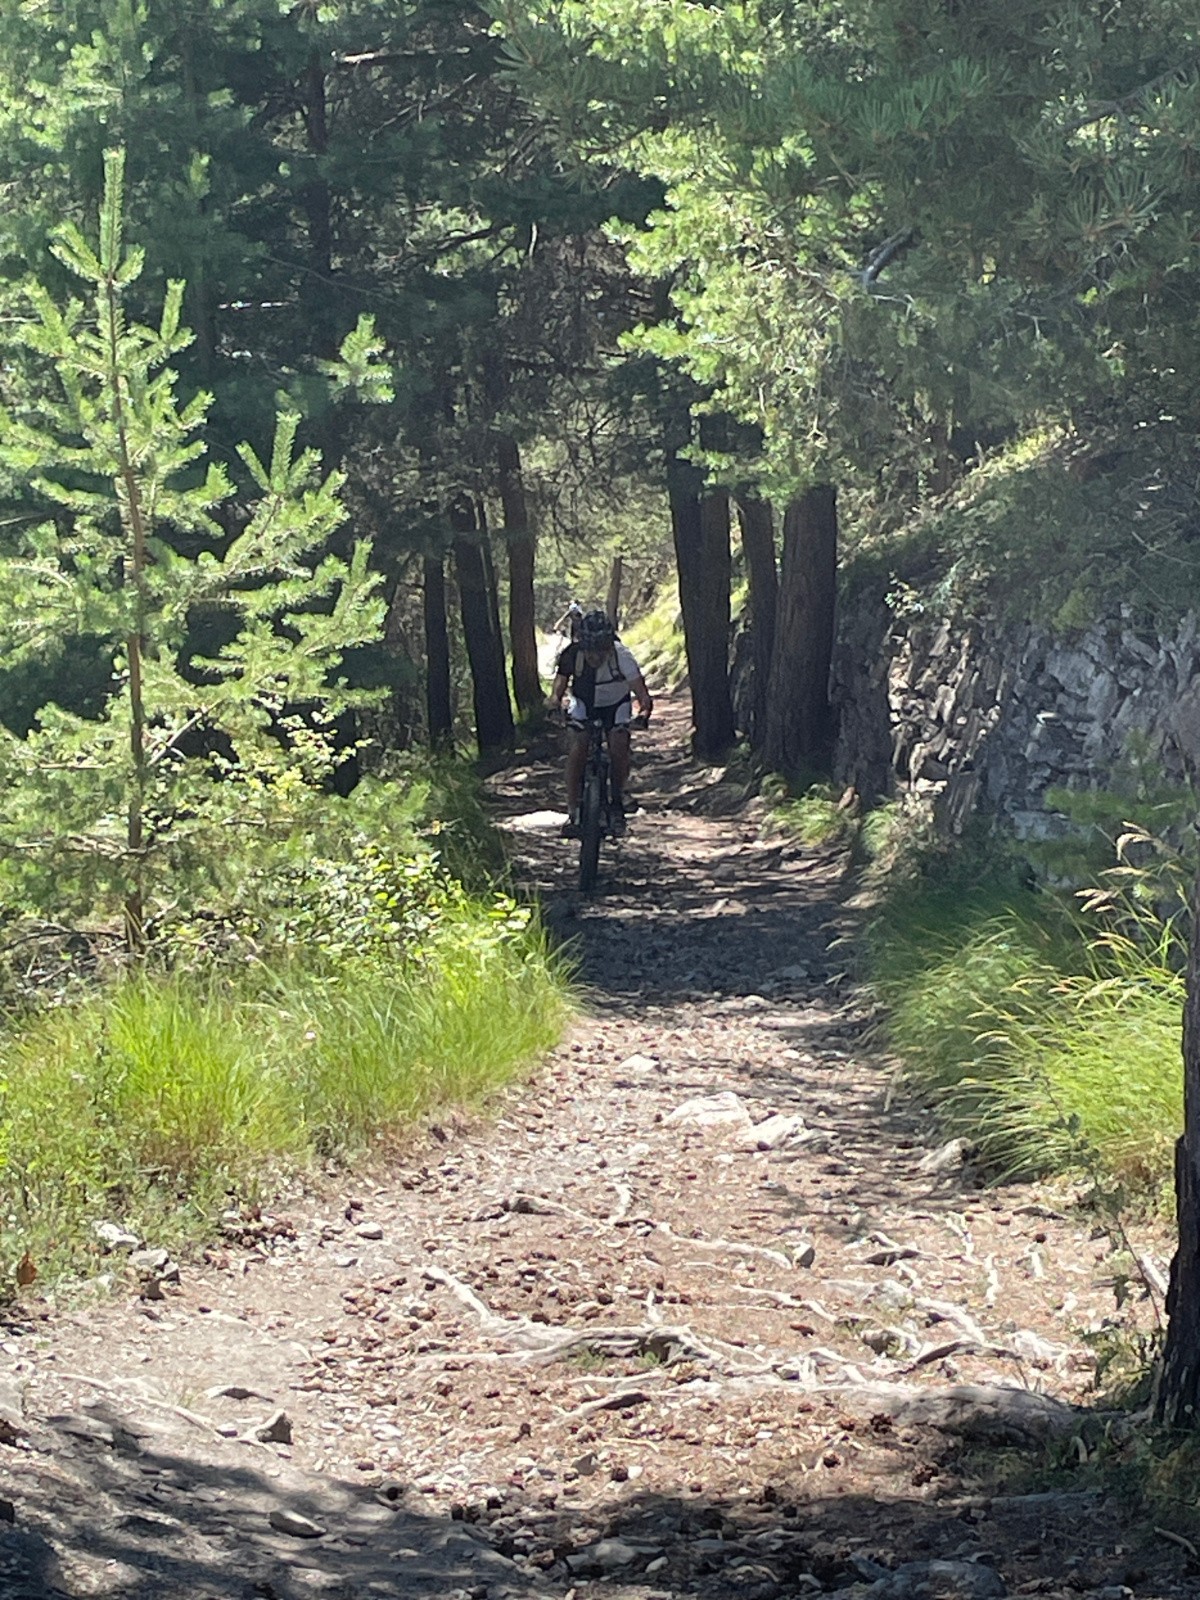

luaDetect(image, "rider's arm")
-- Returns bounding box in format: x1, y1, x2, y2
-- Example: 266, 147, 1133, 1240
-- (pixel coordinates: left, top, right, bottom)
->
549, 671, 568, 709
630, 673, 653, 719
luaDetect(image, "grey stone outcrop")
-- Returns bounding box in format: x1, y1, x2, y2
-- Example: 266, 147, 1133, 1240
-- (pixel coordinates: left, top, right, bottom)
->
831, 596, 1200, 836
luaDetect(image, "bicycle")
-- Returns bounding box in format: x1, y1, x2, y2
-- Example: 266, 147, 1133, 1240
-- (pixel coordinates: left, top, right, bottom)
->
577, 711, 647, 894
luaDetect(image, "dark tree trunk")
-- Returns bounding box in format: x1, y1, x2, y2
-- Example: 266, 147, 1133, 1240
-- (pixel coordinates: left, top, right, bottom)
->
606, 555, 624, 631
477, 497, 506, 667
451, 496, 514, 754
1157, 869, 1200, 1427
736, 493, 778, 745
761, 485, 838, 775
496, 435, 541, 718
300, 50, 334, 311
381, 575, 416, 750
423, 554, 453, 747
668, 454, 735, 759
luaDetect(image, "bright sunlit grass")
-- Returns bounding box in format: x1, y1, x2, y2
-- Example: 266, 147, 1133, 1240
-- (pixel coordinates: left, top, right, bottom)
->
866, 850, 1182, 1204
0, 910, 572, 1280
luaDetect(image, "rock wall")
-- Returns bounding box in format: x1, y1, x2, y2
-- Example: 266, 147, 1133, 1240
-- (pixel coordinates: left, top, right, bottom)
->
832, 596, 1200, 836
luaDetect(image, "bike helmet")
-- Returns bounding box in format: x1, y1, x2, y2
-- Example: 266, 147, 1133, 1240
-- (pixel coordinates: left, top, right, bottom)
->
579, 609, 615, 650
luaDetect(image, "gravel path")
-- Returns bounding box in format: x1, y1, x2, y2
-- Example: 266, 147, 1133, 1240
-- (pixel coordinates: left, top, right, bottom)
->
0, 699, 1186, 1600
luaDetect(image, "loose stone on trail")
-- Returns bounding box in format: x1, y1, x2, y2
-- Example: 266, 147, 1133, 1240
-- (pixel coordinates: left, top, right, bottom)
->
864, 1559, 1009, 1599
268, 1507, 326, 1539
917, 1137, 975, 1174
740, 1113, 807, 1150
664, 1091, 752, 1129
253, 1408, 294, 1444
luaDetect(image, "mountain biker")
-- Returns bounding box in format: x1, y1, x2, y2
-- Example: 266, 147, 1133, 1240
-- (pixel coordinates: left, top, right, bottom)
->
548, 610, 653, 839
554, 597, 585, 645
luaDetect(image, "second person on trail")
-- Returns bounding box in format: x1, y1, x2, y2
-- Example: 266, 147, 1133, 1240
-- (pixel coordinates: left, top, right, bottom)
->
554, 597, 585, 645
548, 610, 653, 839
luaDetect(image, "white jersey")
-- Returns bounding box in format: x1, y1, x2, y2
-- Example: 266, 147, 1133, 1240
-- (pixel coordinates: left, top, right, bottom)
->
558, 642, 641, 721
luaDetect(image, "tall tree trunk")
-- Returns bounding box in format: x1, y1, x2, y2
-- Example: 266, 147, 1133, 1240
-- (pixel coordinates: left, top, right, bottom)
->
381, 574, 416, 751
477, 496, 506, 667
736, 493, 778, 745
423, 554, 453, 747
761, 485, 838, 775
496, 434, 541, 718
606, 555, 624, 631
451, 496, 514, 754
1157, 868, 1200, 1426
668, 454, 735, 759
300, 48, 334, 324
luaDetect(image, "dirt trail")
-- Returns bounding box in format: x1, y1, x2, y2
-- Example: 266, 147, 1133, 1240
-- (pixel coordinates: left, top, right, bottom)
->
0, 699, 1186, 1600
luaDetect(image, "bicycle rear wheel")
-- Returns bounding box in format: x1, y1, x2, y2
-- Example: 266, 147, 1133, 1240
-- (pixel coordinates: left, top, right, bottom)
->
578, 769, 603, 892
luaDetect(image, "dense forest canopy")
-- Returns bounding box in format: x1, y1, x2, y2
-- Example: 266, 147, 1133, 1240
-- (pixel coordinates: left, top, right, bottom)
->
1, 0, 1199, 859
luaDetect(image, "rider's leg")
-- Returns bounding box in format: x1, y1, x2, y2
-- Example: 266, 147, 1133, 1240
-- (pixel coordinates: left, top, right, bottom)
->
565, 727, 587, 814
608, 726, 631, 802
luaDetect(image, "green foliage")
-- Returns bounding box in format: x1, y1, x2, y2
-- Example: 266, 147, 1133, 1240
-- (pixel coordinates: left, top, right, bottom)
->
1040, 773, 1198, 899
621, 582, 687, 690
865, 828, 1182, 1204
847, 425, 1200, 628
0, 149, 390, 938
0, 838, 571, 1284
497, 0, 1200, 569
763, 775, 856, 848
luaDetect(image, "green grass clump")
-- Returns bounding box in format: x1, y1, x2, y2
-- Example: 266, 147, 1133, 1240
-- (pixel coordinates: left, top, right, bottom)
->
765, 777, 855, 848
0, 761, 573, 1287
967, 932, 1182, 1195
0, 908, 570, 1282
865, 837, 1182, 1202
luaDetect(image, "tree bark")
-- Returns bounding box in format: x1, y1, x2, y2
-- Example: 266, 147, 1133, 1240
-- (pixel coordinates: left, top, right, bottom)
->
451, 496, 514, 754
606, 555, 624, 631
736, 493, 778, 744
668, 454, 735, 759
496, 435, 541, 718
1157, 868, 1200, 1427
300, 47, 335, 349
422, 554, 453, 748
760, 485, 838, 776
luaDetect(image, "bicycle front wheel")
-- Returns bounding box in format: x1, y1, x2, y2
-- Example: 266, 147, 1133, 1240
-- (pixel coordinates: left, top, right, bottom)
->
578, 770, 603, 892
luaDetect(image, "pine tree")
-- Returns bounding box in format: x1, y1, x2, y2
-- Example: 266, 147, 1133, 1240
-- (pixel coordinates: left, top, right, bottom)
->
0, 150, 386, 947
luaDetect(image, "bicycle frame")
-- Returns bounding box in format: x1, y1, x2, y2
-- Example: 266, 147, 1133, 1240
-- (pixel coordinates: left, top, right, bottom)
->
577, 716, 612, 893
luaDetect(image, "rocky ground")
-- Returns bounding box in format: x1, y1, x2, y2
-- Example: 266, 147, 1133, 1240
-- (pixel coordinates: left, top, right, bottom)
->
0, 698, 1191, 1600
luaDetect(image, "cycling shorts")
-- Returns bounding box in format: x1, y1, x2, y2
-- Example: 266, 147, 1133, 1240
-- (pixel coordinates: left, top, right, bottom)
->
567, 696, 631, 731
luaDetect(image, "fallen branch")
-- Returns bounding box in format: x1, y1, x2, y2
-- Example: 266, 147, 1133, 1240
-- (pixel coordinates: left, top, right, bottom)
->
907, 1338, 1019, 1369
1155, 1526, 1199, 1559
914, 1297, 991, 1347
